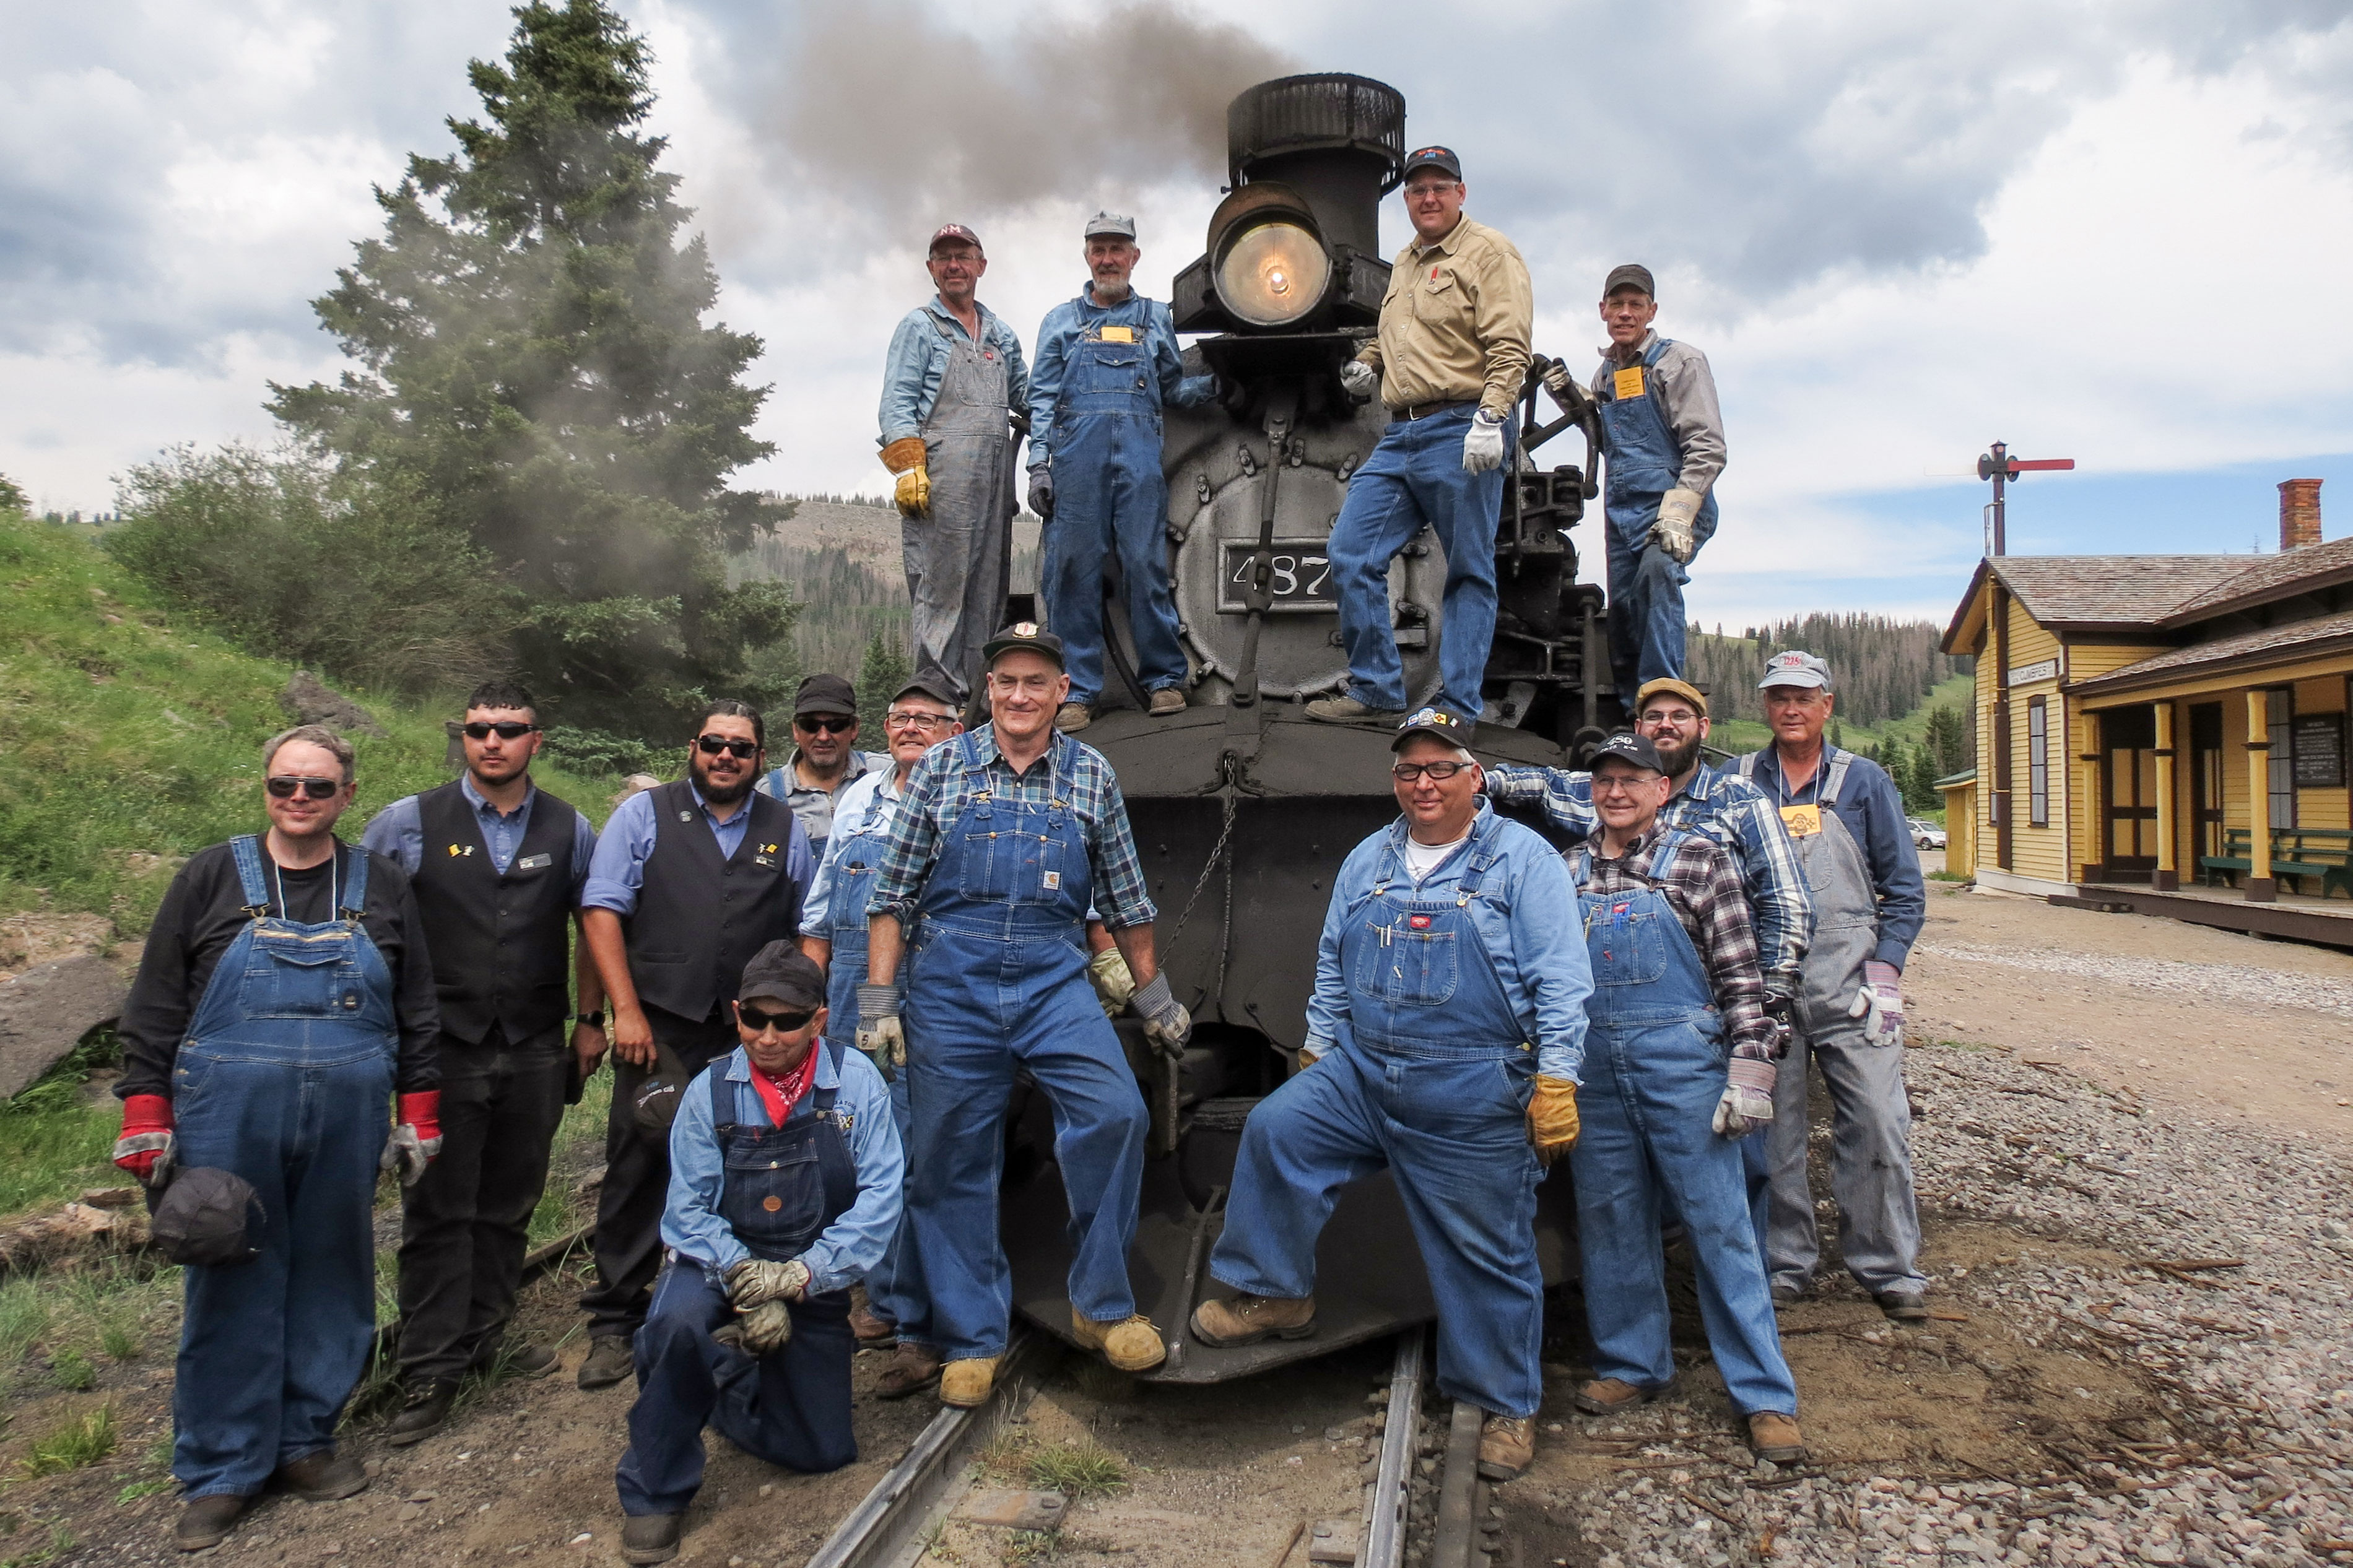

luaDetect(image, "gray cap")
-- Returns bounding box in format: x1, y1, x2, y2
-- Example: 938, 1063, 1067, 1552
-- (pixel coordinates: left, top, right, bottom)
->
1757, 649, 1833, 691
1604, 263, 1656, 298
1084, 210, 1137, 240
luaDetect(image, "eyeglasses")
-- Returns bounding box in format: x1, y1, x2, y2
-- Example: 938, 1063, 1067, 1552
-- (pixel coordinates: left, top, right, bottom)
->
1404, 181, 1460, 199
737, 1003, 815, 1034
1392, 761, 1472, 783
697, 734, 760, 759
266, 776, 342, 800
463, 721, 536, 740
885, 710, 952, 731
796, 716, 856, 734
1591, 774, 1658, 796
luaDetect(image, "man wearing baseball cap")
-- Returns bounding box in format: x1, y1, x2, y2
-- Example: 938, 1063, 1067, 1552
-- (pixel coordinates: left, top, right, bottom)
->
1564, 733, 1804, 1466
1542, 263, 1728, 697
1310, 146, 1533, 727
858, 624, 1191, 1406
612, 943, 902, 1564
879, 223, 1030, 707
757, 674, 889, 860
1027, 211, 1219, 733
1729, 651, 1926, 1320
1196, 706, 1589, 1485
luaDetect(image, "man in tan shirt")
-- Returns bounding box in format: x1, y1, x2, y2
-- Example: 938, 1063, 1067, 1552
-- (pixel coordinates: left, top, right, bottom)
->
1307, 145, 1533, 726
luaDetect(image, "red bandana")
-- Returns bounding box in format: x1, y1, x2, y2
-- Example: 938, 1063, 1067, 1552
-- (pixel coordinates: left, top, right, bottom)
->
746, 1047, 820, 1126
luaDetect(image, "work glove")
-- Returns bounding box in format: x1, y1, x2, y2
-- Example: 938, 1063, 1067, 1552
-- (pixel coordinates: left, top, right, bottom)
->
713, 1299, 794, 1358
1527, 1075, 1580, 1167
1461, 409, 1507, 474
1129, 971, 1192, 1058
1651, 488, 1702, 563
1847, 959, 1905, 1048
856, 982, 906, 1081
1087, 946, 1137, 1018
1713, 1055, 1777, 1138
111, 1094, 176, 1189
726, 1257, 811, 1310
1027, 469, 1055, 521
1338, 358, 1378, 401
881, 436, 929, 519
380, 1091, 443, 1188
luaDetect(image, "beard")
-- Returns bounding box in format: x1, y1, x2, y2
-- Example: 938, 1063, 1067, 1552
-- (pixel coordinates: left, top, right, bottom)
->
1650, 732, 1701, 780
695, 765, 755, 805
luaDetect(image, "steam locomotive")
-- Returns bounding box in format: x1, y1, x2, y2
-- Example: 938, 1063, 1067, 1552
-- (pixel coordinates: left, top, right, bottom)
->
1001, 73, 1620, 1380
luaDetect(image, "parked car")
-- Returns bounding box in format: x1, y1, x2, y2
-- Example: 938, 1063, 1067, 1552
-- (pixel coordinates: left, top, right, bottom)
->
1907, 817, 1947, 849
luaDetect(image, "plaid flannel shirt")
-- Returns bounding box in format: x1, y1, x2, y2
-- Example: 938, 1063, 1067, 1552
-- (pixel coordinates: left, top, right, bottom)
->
1565, 828, 1775, 1059
866, 725, 1156, 930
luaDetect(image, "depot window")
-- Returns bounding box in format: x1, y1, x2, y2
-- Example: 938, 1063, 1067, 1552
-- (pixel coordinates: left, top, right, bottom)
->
2027, 697, 2048, 828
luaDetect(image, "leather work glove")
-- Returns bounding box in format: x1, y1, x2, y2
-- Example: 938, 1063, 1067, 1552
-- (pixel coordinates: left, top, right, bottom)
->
1129, 971, 1192, 1058
1848, 959, 1905, 1048
881, 436, 930, 519
1461, 409, 1507, 474
1297, 1036, 1334, 1075
1652, 488, 1702, 563
1087, 946, 1137, 1018
1027, 469, 1055, 521
856, 982, 907, 1081
111, 1094, 176, 1189
713, 1299, 794, 1357
1527, 1076, 1580, 1167
1714, 1055, 1777, 1138
726, 1257, 811, 1310
1339, 358, 1378, 401
380, 1091, 444, 1187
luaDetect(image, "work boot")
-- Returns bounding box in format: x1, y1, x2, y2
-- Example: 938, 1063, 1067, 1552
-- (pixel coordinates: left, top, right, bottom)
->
1148, 688, 1186, 717
502, 1343, 559, 1379
1055, 703, 1092, 734
621, 1514, 683, 1566
875, 1342, 942, 1399
1874, 1290, 1929, 1322
848, 1286, 895, 1346
1574, 1377, 1669, 1416
939, 1356, 999, 1408
1190, 1293, 1318, 1347
174, 1494, 250, 1552
576, 1335, 635, 1390
386, 1378, 459, 1447
1769, 1283, 1806, 1309
1746, 1412, 1809, 1465
1303, 696, 1403, 726
1477, 1414, 1535, 1481
274, 1450, 368, 1502
1069, 1310, 1166, 1372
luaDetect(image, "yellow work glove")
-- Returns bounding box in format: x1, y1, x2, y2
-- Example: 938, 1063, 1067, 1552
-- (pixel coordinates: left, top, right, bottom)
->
881, 436, 930, 519
1086, 946, 1137, 1018
1527, 1075, 1580, 1167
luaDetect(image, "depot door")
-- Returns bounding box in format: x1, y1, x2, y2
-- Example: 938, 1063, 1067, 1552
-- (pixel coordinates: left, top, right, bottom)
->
2101, 705, 2159, 881
2190, 704, 2225, 878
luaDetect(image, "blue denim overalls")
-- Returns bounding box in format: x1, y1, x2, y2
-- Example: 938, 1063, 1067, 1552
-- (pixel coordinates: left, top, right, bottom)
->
899, 732, 1149, 1361
1039, 323, 1190, 706
1212, 812, 1549, 1418
1598, 337, 1719, 695
170, 836, 397, 1499
617, 1044, 859, 1515
1567, 836, 1796, 1416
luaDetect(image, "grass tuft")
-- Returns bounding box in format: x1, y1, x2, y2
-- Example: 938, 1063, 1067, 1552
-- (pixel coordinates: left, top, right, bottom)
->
19, 1407, 116, 1478
46, 1349, 94, 1392
0, 1523, 75, 1568
115, 1478, 174, 1504
1027, 1440, 1125, 1499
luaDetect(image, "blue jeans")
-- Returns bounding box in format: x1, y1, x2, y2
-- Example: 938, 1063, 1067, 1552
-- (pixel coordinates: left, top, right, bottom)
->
1210, 1042, 1545, 1418
1571, 1017, 1796, 1417
864, 1068, 923, 1329
1326, 405, 1506, 717
1040, 410, 1188, 705
614, 1262, 856, 1515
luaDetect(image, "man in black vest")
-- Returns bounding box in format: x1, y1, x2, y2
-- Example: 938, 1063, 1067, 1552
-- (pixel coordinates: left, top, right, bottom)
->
362, 680, 603, 1444
576, 700, 816, 1388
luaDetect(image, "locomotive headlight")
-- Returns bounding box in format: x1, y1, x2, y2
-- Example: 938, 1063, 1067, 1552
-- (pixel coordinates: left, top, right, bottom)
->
1217, 220, 1331, 328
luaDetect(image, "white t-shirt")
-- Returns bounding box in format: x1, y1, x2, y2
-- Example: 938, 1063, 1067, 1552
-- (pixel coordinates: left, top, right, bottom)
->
1401, 830, 1469, 885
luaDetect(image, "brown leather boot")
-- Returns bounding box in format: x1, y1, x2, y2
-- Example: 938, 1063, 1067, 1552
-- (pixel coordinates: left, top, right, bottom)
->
1573, 1377, 1669, 1415
848, 1285, 895, 1346
1477, 1413, 1535, 1481
1189, 1293, 1318, 1347
1069, 1310, 1166, 1372
939, 1356, 999, 1408
174, 1494, 250, 1552
875, 1342, 942, 1399
1747, 1412, 1808, 1465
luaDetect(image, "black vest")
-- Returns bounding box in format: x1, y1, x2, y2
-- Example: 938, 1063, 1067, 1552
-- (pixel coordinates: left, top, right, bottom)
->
409, 780, 581, 1047
626, 781, 804, 1023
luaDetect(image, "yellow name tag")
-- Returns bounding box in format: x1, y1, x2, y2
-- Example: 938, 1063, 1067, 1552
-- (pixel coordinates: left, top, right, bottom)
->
1778, 804, 1822, 838
1097, 326, 1136, 344
1613, 365, 1646, 401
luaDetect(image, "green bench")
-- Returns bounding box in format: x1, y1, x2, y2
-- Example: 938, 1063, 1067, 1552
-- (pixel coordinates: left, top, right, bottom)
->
2199, 827, 2353, 896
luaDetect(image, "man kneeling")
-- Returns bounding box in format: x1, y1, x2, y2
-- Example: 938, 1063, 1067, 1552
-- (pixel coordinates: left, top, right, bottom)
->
613, 945, 903, 1563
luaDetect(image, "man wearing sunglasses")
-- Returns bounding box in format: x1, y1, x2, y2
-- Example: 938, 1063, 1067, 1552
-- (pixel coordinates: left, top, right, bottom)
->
359, 680, 602, 1442
1195, 706, 1588, 1486
113, 725, 442, 1550
755, 674, 890, 860
578, 701, 816, 1388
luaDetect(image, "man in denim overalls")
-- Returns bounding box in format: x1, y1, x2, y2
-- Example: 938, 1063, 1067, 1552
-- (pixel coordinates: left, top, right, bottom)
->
613, 945, 902, 1565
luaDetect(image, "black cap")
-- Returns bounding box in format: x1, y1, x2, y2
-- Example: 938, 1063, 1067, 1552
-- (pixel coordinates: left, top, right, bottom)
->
1392, 704, 1476, 752
982, 621, 1066, 670
151, 1167, 263, 1268
794, 672, 858, 719
1590, 732, 1666, 774
1603, 263, 1656, 298
891, 676, 959, 710
738, 940, 827, 1009
1401, 145, 1462, 181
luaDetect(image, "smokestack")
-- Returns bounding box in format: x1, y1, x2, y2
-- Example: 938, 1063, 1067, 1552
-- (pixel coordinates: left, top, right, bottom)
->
2279, 477, 2323, 551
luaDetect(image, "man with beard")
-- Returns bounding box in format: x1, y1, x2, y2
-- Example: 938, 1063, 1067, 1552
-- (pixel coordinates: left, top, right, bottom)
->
575, 701, 816, 1388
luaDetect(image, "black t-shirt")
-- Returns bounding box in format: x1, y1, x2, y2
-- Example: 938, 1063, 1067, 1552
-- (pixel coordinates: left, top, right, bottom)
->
115, 838, 441, 1101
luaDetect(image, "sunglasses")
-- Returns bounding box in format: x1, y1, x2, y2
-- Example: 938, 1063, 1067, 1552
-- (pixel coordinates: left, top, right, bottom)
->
737, 1003, 816, 1034
1391, 761, 1472, 782
266, 776, 342, 800
796, 716, 856, 734
463, 721, 537, 740
697, 734, 760, 760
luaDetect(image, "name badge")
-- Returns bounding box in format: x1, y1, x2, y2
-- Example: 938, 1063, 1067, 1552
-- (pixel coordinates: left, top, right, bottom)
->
1097, 326, 1136, 344
754, 855, 776, 868
1778, 804, 1822, 838
515, 852, 552, 870
1612, 365, 1646, 401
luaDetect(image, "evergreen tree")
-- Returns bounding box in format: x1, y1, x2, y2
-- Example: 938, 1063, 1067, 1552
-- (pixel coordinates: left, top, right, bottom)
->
855, 625, 911, 740
269, 0, 792, 737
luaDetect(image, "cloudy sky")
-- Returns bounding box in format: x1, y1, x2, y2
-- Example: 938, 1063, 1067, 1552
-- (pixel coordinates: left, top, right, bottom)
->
6, 0, 2352, 630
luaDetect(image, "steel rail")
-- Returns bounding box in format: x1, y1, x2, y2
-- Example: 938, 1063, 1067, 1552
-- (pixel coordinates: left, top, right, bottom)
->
1360, 1327, 1426, 1567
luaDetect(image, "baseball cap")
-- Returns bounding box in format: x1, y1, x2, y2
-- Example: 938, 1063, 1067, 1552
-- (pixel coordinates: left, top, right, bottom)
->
1084, 211, 1137, 240
983, 621, 1066, 670
929, 223, 983, 255
891, 676, 959, 710
1757, 650, 1833, 691
794, 672, 858, 719
738, 940, 827, 1010
151, 1167, 263, 1268
1603, 263, 1656, 298
1590, 732, 1667, 774
1392, 704, 1476, 752
1401, 146, 1463, 182
1634, 677, 1708, 717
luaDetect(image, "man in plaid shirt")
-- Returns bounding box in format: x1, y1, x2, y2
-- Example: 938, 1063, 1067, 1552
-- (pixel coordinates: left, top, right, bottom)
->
1565, 733, 1804, 1466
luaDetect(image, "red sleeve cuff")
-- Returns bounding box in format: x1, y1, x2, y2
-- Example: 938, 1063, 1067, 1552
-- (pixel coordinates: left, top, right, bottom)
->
121, 1093, 173, 1137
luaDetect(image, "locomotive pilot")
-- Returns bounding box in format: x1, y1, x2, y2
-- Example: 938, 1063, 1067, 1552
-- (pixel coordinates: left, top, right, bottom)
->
1193, 707, 1589, 1484
858, 623, 1193, 1406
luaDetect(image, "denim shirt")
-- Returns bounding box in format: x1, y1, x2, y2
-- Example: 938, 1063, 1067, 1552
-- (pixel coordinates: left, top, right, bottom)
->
1025, 285, 1217, 472
580, 782, 814, 918
1304, 800, 1593, 1082
1726, 745, 1925, 969
360, 775, 597, 894
661, 1044, 905, 1293
879, 298, 1030, 446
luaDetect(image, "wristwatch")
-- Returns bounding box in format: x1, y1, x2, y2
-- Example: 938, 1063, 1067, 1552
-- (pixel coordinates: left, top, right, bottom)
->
575, 1011, 606, 1028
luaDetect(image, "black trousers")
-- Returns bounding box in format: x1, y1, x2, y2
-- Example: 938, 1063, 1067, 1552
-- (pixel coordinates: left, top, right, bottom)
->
580, 1005, 739, 1341
395, 1023, 570, 1384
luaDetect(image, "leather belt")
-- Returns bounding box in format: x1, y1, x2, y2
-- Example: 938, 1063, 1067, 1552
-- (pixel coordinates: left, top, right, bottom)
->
1389, 398, 1479, 421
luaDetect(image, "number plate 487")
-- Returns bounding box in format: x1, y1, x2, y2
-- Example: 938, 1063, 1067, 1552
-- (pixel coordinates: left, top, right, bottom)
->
1219, 540, 1336, 614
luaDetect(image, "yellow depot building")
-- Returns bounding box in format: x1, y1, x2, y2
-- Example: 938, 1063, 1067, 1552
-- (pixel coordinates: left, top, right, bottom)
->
1940, 479, 2353, 943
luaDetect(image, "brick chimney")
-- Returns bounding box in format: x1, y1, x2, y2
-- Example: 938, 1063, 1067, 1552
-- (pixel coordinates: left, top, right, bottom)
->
2279, 477, 2323, 551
